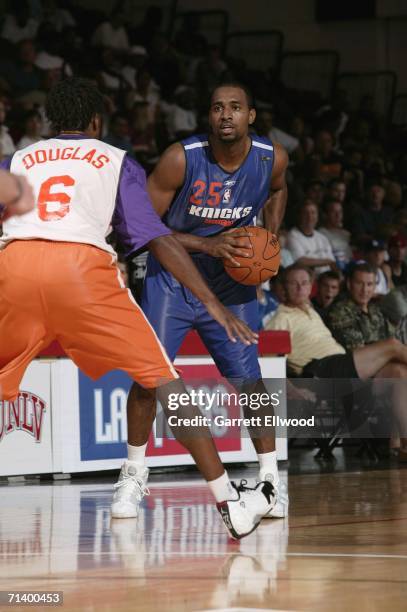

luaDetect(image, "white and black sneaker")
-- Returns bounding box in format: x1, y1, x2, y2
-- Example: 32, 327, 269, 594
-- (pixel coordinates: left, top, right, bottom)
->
111, 461, 149, 519
217, 480, 276, 540
259, 474, 289, 518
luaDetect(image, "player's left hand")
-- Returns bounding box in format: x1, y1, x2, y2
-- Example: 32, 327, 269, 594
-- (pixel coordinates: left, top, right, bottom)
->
204, 298, 259, 345
205, 229, 254, 266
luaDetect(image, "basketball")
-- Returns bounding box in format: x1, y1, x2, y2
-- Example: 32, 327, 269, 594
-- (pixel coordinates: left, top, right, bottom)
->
223, 226, 281, 285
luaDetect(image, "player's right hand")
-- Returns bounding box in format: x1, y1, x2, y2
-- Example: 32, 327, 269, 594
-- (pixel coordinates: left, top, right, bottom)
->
204, 298, 259, 345
1, 175, 35, 221
206, 229, 254, 267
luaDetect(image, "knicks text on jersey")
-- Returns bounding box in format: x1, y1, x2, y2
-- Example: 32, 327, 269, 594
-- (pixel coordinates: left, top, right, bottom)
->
164, 134, 275, 235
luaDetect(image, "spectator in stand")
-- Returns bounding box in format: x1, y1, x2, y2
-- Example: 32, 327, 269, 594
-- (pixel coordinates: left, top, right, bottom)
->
97, 47, 129, 96
1, 39, 42, 98
161, 85, 197, 142
327, 263, 393, 351
195, 46, 229, 107
129, 102, 157, 167
266, 264, 407, 460
1, 1, 38, 44
16, 110, 43, 149
255, 108, 302, 161
352, 180, 393, 247
0, 99, 15, 161
121, 46, 148, 89
39, 0, 76, 32
387, 233, 407, 287
126, 66, 160, 124
103, 112, 133, 156
147, 33, 183, 98
128, 5, 163, 48
286, 200, 336, 275
91, 5, 129, 51
174, 13, 208, 58
319, 199, 353, 271
306, 129, 343, 182
304, 180, 325, 207
311, 270, 342, 322
363, 240, 393, 297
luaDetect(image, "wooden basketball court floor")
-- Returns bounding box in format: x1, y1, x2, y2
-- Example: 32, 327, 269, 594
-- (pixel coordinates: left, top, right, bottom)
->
1, 463, 406, 612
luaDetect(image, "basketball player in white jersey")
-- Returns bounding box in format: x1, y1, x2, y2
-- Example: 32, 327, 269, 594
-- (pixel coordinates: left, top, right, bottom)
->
0, 77, 277, 539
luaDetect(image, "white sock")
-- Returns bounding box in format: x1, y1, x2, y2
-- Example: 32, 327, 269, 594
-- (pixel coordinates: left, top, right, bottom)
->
208, 471, 236, 503
127, 442, 148, 466
258, 450, 279, 486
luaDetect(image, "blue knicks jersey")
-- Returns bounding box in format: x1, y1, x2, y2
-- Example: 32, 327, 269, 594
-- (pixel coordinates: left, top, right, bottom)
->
164, 134, 274, 234
145, 134, 274, 303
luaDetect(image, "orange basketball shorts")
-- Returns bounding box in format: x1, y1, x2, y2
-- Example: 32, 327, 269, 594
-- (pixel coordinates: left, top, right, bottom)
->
0, 240, 178, 401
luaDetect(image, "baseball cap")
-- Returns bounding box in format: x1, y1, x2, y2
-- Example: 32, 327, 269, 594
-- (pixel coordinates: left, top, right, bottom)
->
365, 239, 386, 252
388, 233, 407, 248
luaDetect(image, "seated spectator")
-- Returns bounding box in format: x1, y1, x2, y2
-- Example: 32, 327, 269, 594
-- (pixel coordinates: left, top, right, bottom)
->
121, 45, 148, 89
311, 270, 341, 322
363, 240, 393, 297
1, 39, 42, 98
40, 0, 76, 32
387, 233, 407, 287
304, 180, 325, 207
255, 108, 302, 160
306, 129, 343, 182
327, 178, 346, 205
1, 1, 38, 44
319, 199, 353, 270
161, 85, 197, 142
380, 285, 407, 326
266, 264, 407, 459
327, 263, 394, 351
91, 5, 129, 51
352, 180, 394, 247
0, 99, 15, 160
103, 113, 133, 156
126, 66, 160, 124
16, 110, 43, 149
286, 200, 336, 275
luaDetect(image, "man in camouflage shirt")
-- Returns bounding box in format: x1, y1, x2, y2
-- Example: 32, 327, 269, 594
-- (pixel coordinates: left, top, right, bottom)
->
328, 262, 394, 351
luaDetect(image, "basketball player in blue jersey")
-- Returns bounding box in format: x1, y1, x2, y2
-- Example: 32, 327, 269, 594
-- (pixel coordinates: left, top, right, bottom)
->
112, 82, 289, 526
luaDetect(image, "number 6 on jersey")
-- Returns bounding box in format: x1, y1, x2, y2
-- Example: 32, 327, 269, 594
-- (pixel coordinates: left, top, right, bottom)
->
37, 175, 75, 221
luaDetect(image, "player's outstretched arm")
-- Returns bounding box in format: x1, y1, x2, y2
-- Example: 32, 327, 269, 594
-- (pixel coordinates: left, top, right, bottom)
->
263, 143, 288, 235
148, 234, 258, 346
0, 171, 35, 221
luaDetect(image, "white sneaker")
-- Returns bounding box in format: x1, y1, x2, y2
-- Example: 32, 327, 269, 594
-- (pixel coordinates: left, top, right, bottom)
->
259, 474, 289, 518
217, 480, 276, 540
111, 461, 149, 519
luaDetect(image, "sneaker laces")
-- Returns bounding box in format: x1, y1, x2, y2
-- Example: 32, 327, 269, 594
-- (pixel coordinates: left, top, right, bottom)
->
114, 474, 150, 502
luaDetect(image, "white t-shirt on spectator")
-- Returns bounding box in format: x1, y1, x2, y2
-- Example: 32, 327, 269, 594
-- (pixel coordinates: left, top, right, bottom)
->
269, 127, 299, 155
287, 226, 335, 275
319, 227, 353, 265
92, 22, 129, 51
0, 126, 16, 158
1, 15, 38, 43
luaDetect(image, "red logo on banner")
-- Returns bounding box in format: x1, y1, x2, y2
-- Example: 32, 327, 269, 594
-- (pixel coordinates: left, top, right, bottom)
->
0, 392, 46, 443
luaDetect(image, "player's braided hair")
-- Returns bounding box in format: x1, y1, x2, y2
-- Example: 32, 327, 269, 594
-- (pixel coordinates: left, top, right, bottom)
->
45, 77, 105, 133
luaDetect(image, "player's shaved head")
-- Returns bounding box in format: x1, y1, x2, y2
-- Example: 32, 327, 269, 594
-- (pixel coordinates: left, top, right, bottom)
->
46, 77, 104, 133
210, 81, 254, 110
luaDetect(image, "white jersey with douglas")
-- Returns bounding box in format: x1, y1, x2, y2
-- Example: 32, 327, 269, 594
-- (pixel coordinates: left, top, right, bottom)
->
1, 137, 125, 253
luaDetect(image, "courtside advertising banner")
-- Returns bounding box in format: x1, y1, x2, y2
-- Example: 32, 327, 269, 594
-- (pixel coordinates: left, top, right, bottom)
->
0, 361, 53, 476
